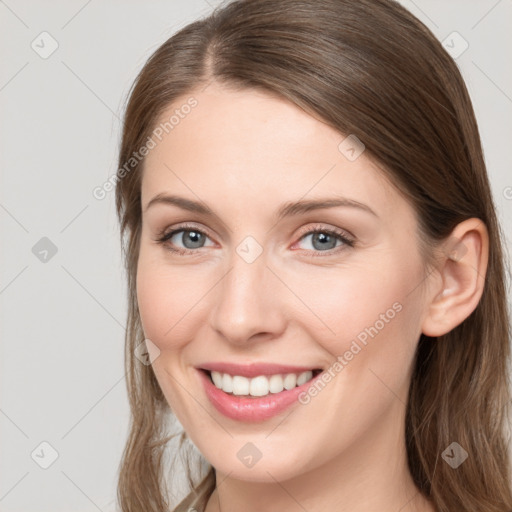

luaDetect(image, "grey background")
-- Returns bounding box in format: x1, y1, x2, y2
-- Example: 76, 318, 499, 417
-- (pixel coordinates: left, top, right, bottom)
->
1, 1, 511, 511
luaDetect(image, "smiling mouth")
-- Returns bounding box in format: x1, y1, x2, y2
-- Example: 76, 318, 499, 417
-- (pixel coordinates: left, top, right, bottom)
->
200, 368, 323, 398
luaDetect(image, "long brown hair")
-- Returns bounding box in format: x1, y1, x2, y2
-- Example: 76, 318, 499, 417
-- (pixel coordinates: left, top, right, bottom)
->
115, 0, 512, 510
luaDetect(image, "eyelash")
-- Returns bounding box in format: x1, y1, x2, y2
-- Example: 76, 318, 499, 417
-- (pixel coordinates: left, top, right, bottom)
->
154, 222, 355, 257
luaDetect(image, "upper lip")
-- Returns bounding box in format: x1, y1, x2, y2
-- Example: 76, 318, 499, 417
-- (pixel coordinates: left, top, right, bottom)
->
197, 362, 322, 378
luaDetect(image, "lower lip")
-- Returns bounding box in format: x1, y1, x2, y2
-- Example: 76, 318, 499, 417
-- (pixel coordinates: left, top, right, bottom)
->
197, 369, 322, 422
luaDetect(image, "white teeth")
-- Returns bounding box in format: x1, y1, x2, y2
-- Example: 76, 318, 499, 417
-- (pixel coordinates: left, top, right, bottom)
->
221, 373, 233, 393
211, 371, 223, 388
268, 374, 283, 394
283, 373, 297, 390
232, 376, 250, 395
297, 371, 311, 386
250, 375, 269, 397
209, 370, 315, 397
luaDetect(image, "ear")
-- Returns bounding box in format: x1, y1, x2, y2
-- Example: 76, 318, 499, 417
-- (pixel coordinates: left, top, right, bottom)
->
421, 218, 489, 337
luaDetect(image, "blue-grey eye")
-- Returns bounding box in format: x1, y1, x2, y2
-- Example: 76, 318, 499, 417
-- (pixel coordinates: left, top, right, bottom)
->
171, 230, 207, 249
299, 231, 342, 251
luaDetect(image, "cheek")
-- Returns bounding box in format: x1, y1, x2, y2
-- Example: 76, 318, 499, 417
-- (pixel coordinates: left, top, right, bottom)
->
137, 246, 214, 351
136, 268, 168, 343
290, 254, 424, 371
136, 249, 203, 349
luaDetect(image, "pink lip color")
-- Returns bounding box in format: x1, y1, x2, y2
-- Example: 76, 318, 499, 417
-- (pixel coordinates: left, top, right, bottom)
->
197, 368, 322, 422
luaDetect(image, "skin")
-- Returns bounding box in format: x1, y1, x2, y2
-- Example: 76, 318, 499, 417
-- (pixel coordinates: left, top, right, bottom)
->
137, 82, 488, 512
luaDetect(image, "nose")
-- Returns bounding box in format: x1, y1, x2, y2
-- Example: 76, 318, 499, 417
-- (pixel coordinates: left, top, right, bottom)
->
208, 247, 287, 346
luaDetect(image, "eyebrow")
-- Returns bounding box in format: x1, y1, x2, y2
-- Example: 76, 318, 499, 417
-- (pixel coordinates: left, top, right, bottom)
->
144, 193, 378, 219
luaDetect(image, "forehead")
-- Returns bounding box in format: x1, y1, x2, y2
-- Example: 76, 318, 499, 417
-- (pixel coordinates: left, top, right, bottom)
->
141, 83, 401, 220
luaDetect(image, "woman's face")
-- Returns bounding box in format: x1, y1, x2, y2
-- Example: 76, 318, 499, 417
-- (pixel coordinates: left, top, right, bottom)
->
137, 82, 433, 482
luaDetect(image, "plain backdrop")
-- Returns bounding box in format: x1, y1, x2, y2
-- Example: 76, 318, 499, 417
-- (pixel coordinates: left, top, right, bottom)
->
1, 1, 511, 511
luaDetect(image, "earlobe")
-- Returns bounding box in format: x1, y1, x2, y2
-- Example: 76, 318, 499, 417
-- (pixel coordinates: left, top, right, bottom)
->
421, 218, 489, 337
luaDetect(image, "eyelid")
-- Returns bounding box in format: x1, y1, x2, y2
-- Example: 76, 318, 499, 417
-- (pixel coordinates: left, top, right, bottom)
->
290, 223, 355, 256
155, 221, 355, 256
293, 223, 355, 244
156, 221, 214, 241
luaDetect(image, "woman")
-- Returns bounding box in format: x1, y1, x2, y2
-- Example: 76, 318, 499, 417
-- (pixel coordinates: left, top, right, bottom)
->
115, 0, 512, 510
